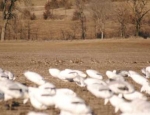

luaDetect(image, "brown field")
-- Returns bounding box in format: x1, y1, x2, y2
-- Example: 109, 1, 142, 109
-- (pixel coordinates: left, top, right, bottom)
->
0, 39, 150, 115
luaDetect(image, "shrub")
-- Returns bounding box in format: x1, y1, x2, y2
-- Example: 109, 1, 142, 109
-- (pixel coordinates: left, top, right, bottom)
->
0, 1, 4, 11
23, 9, 31, 19
30, 13, 36, 20
43, 10, 53, 19
72, 10, 80, 20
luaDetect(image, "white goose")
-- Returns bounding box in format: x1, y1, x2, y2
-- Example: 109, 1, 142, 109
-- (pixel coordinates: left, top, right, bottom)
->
107, 81, 134, 94
84, 78, 107, 86
113, 70, 129, 77
128, 70, 149, 86
54, 95, 92, 115
121, 112, 150, 115
0, 79, 28, 101
72, 69, 87, 78
59, 110, 93, 115
49, 68, 86, 87
106, 70, 125, 81
25, 87, 54, 110
86, 69, 103, 79
0, 68, 16, 80
3, 70, 16, 80
55, 88, 77, 97
86, 83, 113, 99
0, 72, 9, 80
38, 82, 56, 94
104, 95, 126, 113
0, 68, 3, 73
49, 68, 78, 81
27, 111, 49, 115
118, 99, 150, 113
119, 91, 147, 101
24, 71, 46, 86
141, 66, 150, 78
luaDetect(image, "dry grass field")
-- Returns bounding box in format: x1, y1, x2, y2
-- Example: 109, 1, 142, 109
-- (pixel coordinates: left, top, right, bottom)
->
0, 39, 150, 115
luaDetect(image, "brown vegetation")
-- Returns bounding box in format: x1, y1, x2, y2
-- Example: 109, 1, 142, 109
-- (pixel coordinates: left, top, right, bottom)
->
0, 0, 150, 41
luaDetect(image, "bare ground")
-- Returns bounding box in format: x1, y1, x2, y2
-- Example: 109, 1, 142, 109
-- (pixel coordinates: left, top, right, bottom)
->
0, 39, 150, 115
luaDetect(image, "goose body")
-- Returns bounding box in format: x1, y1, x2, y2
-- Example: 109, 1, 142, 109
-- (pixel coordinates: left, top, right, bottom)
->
113, 70, 129, 77
120, 91, 147, 101
24, 71, 46, 85
0, 79, 28, 101
49, 68, 78, 81
128, 70, 149, 86
38, 82, 56, 95
105, 95, 126, 112
27, 87, 54, 109
87, 83, 113, 99
86, 69, 103, 79
84, 78, 106, 86
106, 70, 123, 79
27, 111, 49, 115
3, 70, 16, 80
118, 99, 150, 113
54, 95, 91, 115
55, 88, 77, 97
108, 81, 134, 94
141, 66, 150, 78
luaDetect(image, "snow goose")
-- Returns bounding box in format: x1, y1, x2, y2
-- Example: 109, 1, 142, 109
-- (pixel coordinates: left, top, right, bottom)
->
107, 81, 134, 94
105, 95, 126, 113
121, 112, 150, 115
27, 111, 49, 115
55, 88, 77, 97
38, 82, 56, 95
106, 70, 125, 81
113, 70, 129, 77
140, 83, 150, 95
0, 68, 3, 73
26, 87, 56, 110
0, 72, 9, 80
3, 70, 16, 80
86, 69, 103, 79
0, 68, 15, 80
128, 70, 149, 86
59, 110, 93, 115
49, 68, 78, 81
71, 69, 87, 78
141, 66, 150, 78
84, 78, 107, 86
73, 75, 86, 87
0, 79, 28, 101
86, 83, 113, 99
118, 99, 150, 113
24, 71, 46, 86
54, 95, 92, 115
119, 91, 147, 101
49, 68, 86, 86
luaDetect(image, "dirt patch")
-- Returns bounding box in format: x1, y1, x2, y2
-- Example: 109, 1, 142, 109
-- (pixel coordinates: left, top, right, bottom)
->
0, 39, 150, 115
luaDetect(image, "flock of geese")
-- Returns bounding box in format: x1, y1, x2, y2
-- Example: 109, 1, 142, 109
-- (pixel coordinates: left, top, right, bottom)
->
0, 66, 150, 115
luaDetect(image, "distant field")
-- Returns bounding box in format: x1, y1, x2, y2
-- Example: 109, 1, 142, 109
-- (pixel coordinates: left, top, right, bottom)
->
0, 39, 150, 115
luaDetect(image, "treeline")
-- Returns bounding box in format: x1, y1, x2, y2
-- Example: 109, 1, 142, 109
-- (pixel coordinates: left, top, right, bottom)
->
0, 0, 150, 41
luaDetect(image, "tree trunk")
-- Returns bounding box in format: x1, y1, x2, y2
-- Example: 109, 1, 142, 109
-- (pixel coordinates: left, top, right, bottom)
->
1, 19, 8, 41
101, 31, 104, 39
135, 22, 140, 36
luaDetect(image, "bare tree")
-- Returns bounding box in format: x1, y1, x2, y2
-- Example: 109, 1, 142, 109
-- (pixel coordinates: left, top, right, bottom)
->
1, 0, 16, 41
1, 0, 32, 41
75, 0, 86, 39
127, 0, 150, 36
115, 3, 129, 38
89, 0, 111, 39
